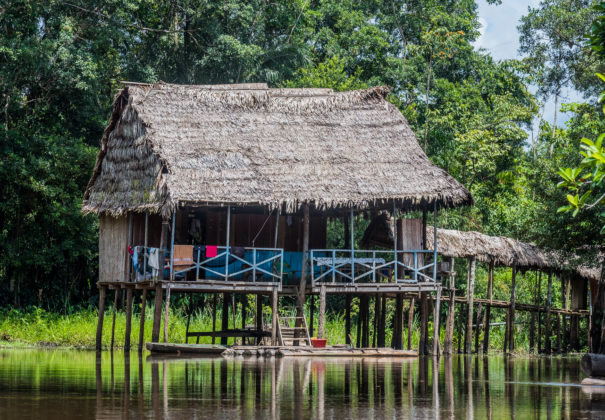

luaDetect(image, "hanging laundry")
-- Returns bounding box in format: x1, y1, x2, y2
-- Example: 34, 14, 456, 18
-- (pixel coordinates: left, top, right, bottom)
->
206, 245, 218, 258
149, 248, 160, 270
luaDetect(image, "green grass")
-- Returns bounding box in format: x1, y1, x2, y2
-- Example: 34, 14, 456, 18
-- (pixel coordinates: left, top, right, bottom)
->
0, 305, 576, 353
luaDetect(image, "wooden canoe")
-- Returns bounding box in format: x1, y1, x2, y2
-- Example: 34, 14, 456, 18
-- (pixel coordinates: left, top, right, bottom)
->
146, 342, 226, 354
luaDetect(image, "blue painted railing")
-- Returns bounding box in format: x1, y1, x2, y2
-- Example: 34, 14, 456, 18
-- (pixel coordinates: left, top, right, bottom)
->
309, 249, 438, 287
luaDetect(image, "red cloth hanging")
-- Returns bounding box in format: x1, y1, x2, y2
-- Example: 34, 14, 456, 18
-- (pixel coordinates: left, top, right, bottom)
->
206, 245, 218, 258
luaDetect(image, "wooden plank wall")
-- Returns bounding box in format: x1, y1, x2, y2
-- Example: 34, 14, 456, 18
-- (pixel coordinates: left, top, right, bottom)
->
99, 214, 129, 282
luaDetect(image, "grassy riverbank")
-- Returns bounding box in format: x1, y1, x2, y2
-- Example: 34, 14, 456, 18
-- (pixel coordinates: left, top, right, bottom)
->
0, 306, 426, 350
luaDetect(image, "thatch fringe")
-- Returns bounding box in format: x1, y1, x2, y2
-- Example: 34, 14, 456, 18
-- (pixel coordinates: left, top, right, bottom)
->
83, 82, 472, 216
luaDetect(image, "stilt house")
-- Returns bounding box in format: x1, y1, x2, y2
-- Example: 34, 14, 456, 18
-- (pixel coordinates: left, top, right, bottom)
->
83, 82, 472, 349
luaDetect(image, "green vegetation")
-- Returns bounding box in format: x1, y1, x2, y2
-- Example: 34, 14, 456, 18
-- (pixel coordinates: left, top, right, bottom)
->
0, 0, 604, 351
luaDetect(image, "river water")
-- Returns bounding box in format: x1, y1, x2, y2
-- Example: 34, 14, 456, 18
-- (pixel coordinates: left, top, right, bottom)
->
0, 349, 602, 419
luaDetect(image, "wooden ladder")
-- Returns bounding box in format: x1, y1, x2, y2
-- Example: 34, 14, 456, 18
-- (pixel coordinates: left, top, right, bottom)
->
276, 290, 312, 346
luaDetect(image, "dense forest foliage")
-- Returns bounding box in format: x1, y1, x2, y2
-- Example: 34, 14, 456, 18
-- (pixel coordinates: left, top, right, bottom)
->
1, 0, 604, 310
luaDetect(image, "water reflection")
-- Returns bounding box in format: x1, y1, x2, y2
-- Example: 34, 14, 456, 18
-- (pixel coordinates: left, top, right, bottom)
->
2, 350, 605, 419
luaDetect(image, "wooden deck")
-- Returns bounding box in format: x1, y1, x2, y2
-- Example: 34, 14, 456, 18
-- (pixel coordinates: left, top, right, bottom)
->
145, 342, 418, 358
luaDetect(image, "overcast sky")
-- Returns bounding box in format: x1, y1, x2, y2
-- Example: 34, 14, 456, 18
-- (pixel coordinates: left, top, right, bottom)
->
475, 0, 583, 126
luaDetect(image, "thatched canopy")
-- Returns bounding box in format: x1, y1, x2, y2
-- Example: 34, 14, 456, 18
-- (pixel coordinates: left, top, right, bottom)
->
427, 227, 602, 281
82, 82, 472, 216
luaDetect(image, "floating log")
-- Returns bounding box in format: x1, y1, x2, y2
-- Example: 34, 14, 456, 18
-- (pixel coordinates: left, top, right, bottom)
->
582, 353, 605, 377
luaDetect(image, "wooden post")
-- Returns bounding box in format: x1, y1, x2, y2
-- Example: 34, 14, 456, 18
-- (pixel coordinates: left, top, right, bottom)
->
345, 295, 351, 345
272, 289, 278, 345
158, 217, 170, 281
529, 273, 537, 352
509, 264, 517, 352
474, 302, 482, 353
212, 294, 217, 345
96, 286, 107, 351
307, 295, 314, 338
296, 204, 310, 336
564, 276, 571, 352
465, 256, 476, 354
391, 295, 403, 349
138, 288, 147, 351
356, 296, 362, 348
537, 271, 543, 353
545, 271, 553, 354
151, 285, 163, 343
433, 286, 442, 355
444, 258, 456, 354
221, 293, 230, 346
373, 295, 380, 347
163, 286, 171, 343
556, 313, 562, 353
482, 261, 494, 353
379, 295, 386, 347
124, 287, 133, 351
420, 295, 429, 355
318, 284, 326, 339
256, 294, 263, 344
407, 297, 415, 350
110, 289, 119, 350
504, 306, 510, 354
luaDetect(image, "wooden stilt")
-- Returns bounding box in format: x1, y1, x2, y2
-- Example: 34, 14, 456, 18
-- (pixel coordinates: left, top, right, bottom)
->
483, 261, 494, 353
373, 295, 380, 348
465, 256, 476, 354
356, 296, 362, 348
420, 293, 428, 355
378, 295, 386, 347
391, 295, 403, 349
212, 294, 217, 345
407, 297, 415, 350
509, 264, 517, 352
504, 306, 510, 354
556, 313, 562, 353
530, 273, 536, 352
433, 286, 442, 355
444, 258, 456, 355
138, 289, 147, 351
96, 286, 107, 351
272, 288, 278, 345
309, 295, 315, 338
255, 294, 263, 344
296, 204, 310, 328
564, 276, 570, 352
318, 284, 326, 339
124, 287, 133, 351
345, 295, 351, 345
537, 271, 543, 353
111, 289, 119, 350
151, 285, 163, 343
474, 302, 482, 353
221, 293, 230, 346
362, 295, 370, 348
545, 271, 553, 354
241, 294, 247, 345
163, 286, 171, 343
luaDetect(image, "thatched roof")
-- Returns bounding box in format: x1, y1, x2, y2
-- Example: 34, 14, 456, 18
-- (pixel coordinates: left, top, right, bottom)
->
427, 227, 602, 281
82, 82, 472, 216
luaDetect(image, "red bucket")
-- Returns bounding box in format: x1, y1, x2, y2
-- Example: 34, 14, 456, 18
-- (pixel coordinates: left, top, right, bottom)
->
311, 338, 327, 348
